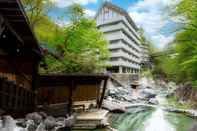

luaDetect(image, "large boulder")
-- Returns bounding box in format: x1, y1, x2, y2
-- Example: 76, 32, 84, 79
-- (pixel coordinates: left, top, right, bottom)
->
26, 112, 43, 125
189, 123, 197, 131
65, 115, 76, 128
148, 98, 159, 105
102, 100, 126, 113
25, 120, 36, 131
44, 116, 56, 130
139, 89, 156, 99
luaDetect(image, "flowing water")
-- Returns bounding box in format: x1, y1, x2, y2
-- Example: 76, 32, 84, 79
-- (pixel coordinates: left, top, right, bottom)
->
107, 94, 197, 131
108, 106, 197, 131
90, 78, 197, 131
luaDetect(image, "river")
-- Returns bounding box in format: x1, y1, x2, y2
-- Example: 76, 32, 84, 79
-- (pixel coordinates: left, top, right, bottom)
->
80, 81, 197, 131
104, 93, 197, 131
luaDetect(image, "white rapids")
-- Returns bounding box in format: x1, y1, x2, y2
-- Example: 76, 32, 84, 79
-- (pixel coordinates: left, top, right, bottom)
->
144, 108, 175, 131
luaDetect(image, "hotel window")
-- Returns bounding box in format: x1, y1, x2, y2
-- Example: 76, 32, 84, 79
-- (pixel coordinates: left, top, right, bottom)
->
103, 8, 109, 20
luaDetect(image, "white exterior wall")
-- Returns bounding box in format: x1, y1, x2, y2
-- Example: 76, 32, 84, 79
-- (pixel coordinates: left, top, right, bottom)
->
96, 5, 142, 73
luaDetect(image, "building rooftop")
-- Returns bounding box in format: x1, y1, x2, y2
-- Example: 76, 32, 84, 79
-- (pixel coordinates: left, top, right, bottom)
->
95, 2, 138, 31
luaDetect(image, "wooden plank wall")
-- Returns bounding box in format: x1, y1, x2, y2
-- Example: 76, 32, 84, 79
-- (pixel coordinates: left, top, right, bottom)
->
0, 77, 35, 114
38, 84, 100, 105
0, 57, 33, 90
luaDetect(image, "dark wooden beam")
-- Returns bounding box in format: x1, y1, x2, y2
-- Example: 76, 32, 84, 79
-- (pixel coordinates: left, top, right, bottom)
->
0, 8, 20, 11
68, 80, 75, 116
0, 0, 17, 3
0, 14, 5, 36
98, 79, 108, 108
2, 16, 24, 45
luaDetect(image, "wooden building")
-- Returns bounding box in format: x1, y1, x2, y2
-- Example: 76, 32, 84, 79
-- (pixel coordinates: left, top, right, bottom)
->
0, 0, 42, 114
38, 74, 109, 115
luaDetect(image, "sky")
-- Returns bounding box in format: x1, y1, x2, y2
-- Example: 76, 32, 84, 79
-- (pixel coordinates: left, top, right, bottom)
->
49, 0, 180, 49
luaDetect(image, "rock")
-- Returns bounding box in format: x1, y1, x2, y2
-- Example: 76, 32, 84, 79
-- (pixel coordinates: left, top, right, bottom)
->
16, 119, 26, 128
44, 116, 56, 130
100, 118, 110, 127
111, 108, 126, 113
36, 122, 46, 131
0, 116, 19, 131
65, 115, 76, 127
148, 98, 159, 105
189, 123, 197, 131
139, 89, 156, 99
39, 112, 48, 119
26, 120, 36, 131
26, 112, 43, 125
102, 100, 126, 113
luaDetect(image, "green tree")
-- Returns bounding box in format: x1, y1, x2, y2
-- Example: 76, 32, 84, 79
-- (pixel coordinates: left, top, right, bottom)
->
22, 0, 65, 47
42, 4, 109, 73
22, 0, 53, 29
175, 0, 197, 86
152, 0, 197, 86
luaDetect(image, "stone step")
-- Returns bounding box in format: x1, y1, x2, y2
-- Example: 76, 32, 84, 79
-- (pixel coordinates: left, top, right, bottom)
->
73, 123, 97, 130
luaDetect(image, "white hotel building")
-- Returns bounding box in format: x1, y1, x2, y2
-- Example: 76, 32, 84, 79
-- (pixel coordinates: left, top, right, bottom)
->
95, 2, 142, 74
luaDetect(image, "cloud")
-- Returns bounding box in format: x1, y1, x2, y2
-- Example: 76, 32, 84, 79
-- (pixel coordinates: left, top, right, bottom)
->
152, 34, 174, 49
53, 9, 96, 27
128, 0, 180, 49
55, 19, 70, 27
50, 0, 97, 8
85, 9, 96, 18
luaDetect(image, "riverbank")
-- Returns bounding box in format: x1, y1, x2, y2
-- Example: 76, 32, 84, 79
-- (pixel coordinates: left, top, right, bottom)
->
101, 77, 197, 131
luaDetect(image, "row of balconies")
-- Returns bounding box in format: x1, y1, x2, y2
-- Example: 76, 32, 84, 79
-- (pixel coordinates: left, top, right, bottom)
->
97, 16, 141, 40
104, 31, 141, 54
99, 21, 141, 47
110, 50, 141, 64
108, 40, 140, 58
107, 59, 140, 69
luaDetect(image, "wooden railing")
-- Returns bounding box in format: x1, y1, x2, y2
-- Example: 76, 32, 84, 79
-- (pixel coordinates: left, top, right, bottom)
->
0, 77, 36, 114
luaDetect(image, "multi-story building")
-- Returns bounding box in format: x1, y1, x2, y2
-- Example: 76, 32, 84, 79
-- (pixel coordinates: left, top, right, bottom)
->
95, 2, 142, 74
140, 43, 152, 69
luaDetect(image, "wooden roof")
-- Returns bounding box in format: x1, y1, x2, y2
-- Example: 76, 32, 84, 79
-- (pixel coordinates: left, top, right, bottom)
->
39, 74, 110, 87
0, 0, 42, 58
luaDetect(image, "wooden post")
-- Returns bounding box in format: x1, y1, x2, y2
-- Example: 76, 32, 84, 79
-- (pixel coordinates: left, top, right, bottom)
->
0, 14, 5, 36
98, 79, 108, 108
68, 80, 74, 116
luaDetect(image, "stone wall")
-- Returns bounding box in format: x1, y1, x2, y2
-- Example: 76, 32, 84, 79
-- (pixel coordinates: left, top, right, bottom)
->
112, 73, 139, 87
175, 83, 197, 108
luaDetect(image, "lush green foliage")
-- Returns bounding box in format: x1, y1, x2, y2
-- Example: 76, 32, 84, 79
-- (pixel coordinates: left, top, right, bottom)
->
152, 0, 197, 87
175, 0, 197, 86
43, 18, 109, 73
22, 0, 53, 29
22, 2, 109, 73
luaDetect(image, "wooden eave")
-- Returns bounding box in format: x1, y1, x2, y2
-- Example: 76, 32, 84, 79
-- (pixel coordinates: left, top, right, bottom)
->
39, 74, 110, 87
0, 0, 43, 59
